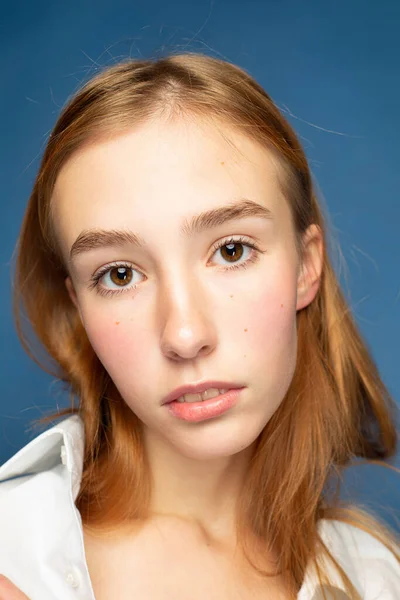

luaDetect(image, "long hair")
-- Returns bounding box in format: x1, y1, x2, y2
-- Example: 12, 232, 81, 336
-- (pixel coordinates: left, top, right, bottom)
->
12, 52, 400, 598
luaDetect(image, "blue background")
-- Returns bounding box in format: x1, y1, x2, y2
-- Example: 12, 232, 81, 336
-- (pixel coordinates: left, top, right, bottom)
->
1, 0, 399, 532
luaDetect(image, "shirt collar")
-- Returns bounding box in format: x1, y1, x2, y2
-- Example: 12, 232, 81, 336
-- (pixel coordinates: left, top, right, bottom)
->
0, 414, 84, 501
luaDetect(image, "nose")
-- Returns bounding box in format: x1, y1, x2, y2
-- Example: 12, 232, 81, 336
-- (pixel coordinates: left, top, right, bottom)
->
158, 274, 217, 362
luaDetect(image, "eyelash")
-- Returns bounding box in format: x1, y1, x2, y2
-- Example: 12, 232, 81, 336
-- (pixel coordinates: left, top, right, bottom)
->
88, 236, 266, 298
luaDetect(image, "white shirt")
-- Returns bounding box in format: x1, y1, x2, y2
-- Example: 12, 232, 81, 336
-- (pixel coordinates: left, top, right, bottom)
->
0, 414, 399, 599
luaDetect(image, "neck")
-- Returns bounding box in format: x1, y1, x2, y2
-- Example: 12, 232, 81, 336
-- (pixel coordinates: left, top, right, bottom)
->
143, 426, 258, 547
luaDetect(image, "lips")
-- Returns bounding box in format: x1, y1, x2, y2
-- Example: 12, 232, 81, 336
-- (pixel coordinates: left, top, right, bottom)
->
161, 380, 244, 405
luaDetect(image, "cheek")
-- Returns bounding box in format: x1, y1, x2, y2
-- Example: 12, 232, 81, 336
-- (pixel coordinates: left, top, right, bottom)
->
236, 267, 299, 401
239, 271, 298, 356
81, 308, 147, 374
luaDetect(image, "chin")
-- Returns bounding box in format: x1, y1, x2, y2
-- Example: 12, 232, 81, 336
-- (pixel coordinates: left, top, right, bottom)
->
168, 423, 261, 461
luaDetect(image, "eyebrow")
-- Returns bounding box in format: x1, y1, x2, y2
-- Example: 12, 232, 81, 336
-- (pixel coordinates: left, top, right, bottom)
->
69, 198, 273, 263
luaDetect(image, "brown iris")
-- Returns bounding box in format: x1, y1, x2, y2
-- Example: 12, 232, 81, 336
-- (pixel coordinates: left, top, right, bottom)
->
109, 266, 133, 287
220, 242, 244, 263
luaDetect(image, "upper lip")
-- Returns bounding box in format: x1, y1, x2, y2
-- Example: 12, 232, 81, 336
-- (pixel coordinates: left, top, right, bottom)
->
161, 381, 244, 405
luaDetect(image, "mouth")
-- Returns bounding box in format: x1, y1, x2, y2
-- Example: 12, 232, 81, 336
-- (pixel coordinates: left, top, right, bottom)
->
161, 381, 245, 406
165, 388, 244, 422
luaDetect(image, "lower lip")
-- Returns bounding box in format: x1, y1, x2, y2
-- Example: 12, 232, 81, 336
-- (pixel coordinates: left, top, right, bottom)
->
165, 388, 244, 422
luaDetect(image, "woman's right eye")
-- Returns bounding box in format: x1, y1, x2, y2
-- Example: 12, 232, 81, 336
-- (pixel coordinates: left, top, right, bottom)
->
88, 262, 140, 297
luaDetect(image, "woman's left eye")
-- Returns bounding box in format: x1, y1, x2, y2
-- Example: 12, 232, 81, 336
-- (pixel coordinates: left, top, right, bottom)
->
211, 236, 265, 270
88, 236, 266, 297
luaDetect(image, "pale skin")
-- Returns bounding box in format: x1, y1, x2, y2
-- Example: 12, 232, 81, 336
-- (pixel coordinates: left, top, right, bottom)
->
1, 115, 323, 598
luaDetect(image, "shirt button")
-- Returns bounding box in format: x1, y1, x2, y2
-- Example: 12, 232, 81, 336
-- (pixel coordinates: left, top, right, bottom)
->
65, 568, 81, 588
60, 445, 67, 466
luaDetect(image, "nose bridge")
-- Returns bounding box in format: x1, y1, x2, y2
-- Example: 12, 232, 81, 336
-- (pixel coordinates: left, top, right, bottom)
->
158, 263, 217, 361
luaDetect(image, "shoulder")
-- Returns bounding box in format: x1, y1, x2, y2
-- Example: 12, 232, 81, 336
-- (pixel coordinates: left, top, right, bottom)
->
0, 416, 86, 596
319, 518, 400, 562
317, 518, 400, 599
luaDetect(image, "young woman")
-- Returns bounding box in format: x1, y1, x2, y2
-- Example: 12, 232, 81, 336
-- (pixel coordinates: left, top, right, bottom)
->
0, 52, 399, 600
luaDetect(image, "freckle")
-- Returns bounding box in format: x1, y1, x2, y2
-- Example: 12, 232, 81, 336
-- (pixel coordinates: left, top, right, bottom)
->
244, 328, 248, 332
221, 161, 225, 165
280, 304, 284, 308
115, 321, 120, 325
230, 294, 233, 298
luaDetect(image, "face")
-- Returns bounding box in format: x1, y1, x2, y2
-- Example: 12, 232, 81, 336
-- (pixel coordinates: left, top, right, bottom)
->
52, 116, 322, 461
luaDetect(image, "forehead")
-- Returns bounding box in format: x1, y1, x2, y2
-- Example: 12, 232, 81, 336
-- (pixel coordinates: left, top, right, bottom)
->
51, 117, 288, 253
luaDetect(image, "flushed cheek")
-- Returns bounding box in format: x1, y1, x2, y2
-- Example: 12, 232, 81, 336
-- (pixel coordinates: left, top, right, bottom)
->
81, 310, 149, 374
253, 291, 295, 345
238, 278, 298, 385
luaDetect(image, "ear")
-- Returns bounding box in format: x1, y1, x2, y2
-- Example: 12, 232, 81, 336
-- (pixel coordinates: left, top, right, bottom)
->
296, 224, 323, 311
65, 276, 83, 323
